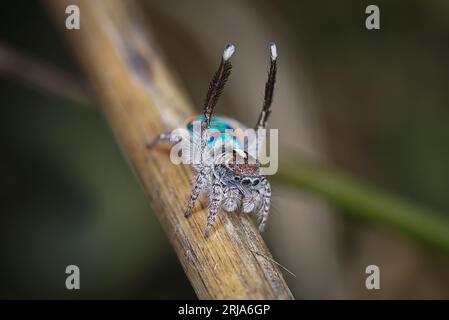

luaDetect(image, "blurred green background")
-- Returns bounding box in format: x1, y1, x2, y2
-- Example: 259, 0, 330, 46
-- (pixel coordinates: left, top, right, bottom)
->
0, 0, 448, 298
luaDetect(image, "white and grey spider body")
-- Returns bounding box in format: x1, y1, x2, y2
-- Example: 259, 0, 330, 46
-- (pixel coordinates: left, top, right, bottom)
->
149, 43, 277, 237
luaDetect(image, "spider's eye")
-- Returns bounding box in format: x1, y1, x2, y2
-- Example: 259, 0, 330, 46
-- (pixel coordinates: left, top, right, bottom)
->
252, 179, 260, 186
234, 176, 241, 182
241, 178, 251, 186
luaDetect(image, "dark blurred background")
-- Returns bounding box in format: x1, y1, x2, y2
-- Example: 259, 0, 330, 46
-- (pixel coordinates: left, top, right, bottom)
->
0, 0, 448, 298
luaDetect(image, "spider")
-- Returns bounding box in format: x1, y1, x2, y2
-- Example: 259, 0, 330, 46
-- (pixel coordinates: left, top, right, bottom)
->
149, 43, 278, 237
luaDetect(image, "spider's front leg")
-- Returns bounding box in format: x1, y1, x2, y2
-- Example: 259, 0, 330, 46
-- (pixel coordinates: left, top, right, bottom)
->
257, 177, 271, 232
184, 169, 208, 217
204, 180, 224, 237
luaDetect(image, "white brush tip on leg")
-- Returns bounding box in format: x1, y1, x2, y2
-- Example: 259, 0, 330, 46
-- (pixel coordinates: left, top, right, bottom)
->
270, 43, 277, 60
223, 43, 235, 61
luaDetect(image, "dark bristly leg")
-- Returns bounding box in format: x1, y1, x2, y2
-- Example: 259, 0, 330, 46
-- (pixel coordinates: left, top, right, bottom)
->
202, 43, 235, 132
256, 43, 278, 129
204, 181, 224, 237
184, 171, 207, 217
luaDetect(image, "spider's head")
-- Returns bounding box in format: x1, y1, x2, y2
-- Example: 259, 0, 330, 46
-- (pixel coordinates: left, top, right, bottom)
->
224, 149, 263, 194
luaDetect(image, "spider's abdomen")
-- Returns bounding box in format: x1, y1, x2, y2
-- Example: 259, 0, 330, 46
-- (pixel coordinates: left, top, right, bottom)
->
184, 115, 245, 149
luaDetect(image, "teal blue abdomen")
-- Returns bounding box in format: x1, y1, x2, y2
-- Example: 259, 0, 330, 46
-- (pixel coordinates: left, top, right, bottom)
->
186, 115, 241, 148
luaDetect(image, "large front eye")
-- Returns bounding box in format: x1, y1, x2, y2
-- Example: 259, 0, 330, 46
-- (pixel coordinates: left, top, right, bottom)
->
234, 176, 241, 182
241, 178, 251, 186
252, 178, 260, 186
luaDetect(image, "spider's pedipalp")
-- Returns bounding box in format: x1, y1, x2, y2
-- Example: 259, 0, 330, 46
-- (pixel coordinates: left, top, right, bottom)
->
222, 186, 241, 212
242, 190, 262, 213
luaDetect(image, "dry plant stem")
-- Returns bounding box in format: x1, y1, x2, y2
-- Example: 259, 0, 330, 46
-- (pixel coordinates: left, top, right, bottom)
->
45, 0, 293, 299
0, 40, 91, 105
